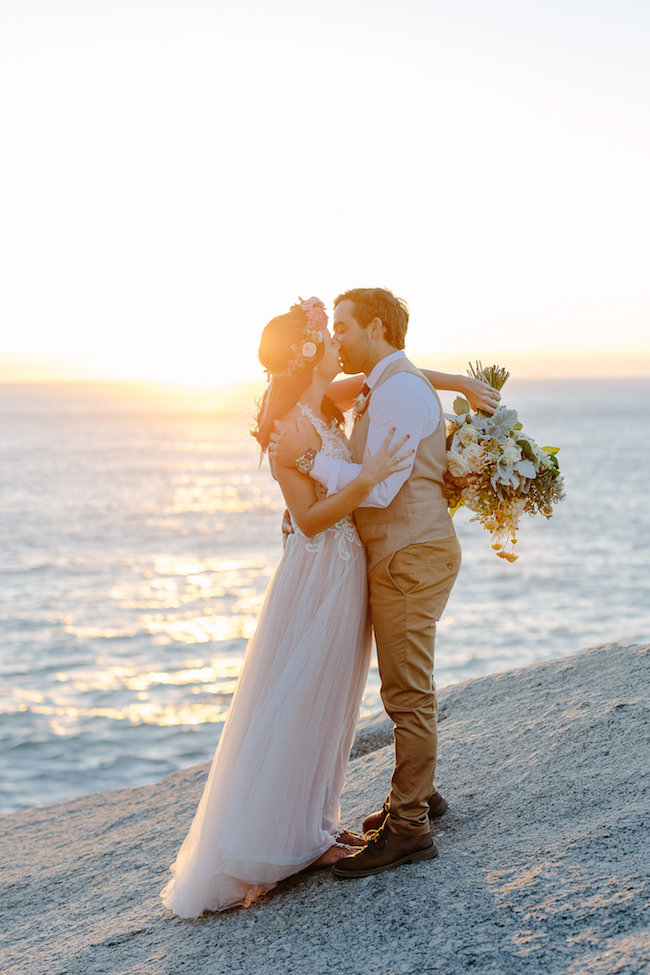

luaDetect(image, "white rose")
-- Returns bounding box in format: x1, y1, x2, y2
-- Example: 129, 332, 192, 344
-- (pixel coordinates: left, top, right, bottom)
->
301, 341, 317, 359
502, 443, 522, 466
458, 423, 479, 445
462, 443, 485, 470
447, 450, 472, 477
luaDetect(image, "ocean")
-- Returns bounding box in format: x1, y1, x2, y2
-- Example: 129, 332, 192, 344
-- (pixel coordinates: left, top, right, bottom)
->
1, 379, 649, 814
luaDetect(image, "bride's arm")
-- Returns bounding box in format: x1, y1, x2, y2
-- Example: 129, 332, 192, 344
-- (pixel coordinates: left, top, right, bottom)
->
420, 369, 500, 414
327, 370, 499, 414
273, 431, 411, 537
325, 375, 365, 412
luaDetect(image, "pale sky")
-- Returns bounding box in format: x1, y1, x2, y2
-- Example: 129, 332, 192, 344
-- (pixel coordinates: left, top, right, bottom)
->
1, 0, 649, 384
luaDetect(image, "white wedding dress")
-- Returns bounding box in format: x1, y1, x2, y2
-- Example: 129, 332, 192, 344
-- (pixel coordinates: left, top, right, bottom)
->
161, 407, 371, 917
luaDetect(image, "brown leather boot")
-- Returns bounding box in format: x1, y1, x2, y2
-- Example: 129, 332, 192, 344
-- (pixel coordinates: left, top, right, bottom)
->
361, 800, 390, 835
332, 822, 438, 878
428, 790, 449, 818
362, 790, 449, 835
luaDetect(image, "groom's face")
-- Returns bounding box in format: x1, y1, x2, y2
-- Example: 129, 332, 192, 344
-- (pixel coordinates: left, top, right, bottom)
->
333, 299, 371, 375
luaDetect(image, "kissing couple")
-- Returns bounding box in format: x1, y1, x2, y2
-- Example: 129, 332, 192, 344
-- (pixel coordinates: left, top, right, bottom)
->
161, 287, 499, 917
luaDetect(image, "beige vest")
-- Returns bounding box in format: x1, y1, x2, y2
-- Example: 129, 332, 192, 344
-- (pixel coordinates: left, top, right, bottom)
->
349, 356, 455, 570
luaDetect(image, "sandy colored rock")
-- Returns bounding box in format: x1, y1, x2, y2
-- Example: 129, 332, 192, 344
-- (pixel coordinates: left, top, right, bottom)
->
0, 642, 648, 975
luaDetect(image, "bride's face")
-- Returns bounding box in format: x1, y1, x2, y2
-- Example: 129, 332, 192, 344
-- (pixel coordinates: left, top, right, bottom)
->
314, 330, 341, 382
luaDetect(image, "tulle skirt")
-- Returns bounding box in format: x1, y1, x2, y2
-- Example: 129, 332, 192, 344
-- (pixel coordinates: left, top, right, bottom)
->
161, 525, 371, 916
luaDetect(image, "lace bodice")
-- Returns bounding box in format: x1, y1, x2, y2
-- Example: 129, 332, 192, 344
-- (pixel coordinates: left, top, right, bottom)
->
298, 403, 354, 465
286, 403, 362, 560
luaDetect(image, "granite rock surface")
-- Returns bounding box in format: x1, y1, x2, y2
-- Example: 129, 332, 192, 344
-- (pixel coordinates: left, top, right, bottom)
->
1, 642, 648, 975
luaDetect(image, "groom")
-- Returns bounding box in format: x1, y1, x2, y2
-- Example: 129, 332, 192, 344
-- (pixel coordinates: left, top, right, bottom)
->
271, 287, 462, 877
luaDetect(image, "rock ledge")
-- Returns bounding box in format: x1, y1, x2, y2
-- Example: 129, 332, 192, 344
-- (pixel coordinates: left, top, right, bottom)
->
1, 642, 648, 975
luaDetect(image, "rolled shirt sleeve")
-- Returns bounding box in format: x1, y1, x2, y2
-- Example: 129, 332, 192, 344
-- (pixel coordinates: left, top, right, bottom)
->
311, 451, 345, 497
310, 372, 440, 509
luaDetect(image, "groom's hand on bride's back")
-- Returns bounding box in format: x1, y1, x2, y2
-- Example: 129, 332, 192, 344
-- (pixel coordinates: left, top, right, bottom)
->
270, 418, 315, 468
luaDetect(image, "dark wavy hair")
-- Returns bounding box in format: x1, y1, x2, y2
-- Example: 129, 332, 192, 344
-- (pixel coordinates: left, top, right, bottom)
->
252, 303, 343, 451
334, 287, 409, 350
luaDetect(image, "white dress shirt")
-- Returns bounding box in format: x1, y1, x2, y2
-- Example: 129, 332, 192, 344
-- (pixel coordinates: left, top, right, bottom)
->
311, 351, 441, 508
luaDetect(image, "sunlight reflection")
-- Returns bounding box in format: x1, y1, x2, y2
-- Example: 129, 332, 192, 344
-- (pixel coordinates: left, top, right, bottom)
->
142, 614, 256, 644
42, 699, 233, 730
168, 478, 277, 515
9, 653, 245, 729
64, 624, 140, 639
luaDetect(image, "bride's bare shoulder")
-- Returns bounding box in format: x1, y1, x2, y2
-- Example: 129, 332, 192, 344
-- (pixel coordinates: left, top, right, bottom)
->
282, 404, 304, 424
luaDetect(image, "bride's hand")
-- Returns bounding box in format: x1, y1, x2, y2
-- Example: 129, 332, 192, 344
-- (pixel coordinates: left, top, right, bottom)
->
360, 429, 413, 488
461, 377, 501, 414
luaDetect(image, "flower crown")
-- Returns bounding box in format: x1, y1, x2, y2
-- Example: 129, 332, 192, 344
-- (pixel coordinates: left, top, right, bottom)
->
266, 297, 329, 379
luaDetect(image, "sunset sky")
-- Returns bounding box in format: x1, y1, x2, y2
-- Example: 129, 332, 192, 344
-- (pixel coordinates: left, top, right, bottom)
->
1, 0, 648, 385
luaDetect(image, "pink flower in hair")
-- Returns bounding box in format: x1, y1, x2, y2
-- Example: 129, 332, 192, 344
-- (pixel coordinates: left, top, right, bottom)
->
264, 299, 327, 380
300, 297, 328, 333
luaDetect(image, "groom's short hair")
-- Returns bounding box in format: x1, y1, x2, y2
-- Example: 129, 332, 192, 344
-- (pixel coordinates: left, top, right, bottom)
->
334, 287, 409, 350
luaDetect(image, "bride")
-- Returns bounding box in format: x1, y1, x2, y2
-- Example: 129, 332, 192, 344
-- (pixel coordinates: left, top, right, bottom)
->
161, 298, 411, 917
161, 297, 498, 917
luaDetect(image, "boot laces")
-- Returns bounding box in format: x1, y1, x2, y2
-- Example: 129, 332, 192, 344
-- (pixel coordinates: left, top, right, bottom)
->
365, 825, 388, 850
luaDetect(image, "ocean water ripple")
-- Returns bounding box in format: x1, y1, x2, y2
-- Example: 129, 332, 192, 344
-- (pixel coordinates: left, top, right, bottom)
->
1, 379, 649, 812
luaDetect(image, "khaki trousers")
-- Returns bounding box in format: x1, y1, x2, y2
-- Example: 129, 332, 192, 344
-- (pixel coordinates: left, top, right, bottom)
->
368, 536, 461, 836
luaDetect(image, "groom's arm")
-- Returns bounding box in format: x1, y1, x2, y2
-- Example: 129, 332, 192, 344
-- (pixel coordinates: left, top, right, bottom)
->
303, 376, 437, 508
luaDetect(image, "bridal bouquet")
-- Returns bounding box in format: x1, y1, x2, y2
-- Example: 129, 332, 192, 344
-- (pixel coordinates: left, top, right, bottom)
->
444, 363, 565, 561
